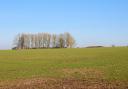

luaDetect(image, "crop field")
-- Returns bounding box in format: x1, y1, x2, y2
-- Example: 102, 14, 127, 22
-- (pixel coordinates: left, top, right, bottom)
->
0, 47, 128, 89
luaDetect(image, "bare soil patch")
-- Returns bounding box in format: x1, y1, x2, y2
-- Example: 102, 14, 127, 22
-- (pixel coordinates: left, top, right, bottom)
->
0, 78, 128, 89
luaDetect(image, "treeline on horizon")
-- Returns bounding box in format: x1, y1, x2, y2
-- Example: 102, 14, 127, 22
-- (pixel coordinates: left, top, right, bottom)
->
13, 32, 75, 49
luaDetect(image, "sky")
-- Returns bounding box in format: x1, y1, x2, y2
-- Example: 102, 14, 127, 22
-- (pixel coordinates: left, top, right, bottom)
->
0, 0, 128, 49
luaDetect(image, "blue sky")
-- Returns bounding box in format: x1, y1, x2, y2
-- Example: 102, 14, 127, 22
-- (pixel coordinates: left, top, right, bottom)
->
0, 0, 128, 49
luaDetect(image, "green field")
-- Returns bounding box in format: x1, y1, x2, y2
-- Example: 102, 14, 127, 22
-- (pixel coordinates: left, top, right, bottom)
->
0, 47, 128, 88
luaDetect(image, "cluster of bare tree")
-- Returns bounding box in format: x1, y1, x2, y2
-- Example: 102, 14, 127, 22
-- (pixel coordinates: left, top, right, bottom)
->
13, 32, 75, 49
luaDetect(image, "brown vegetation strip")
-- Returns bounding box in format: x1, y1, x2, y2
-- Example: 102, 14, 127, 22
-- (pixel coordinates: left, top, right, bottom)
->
0, 78, 128, 89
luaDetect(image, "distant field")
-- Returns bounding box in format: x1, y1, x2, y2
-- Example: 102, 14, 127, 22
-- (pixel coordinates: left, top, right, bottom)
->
0, 47, 128, 89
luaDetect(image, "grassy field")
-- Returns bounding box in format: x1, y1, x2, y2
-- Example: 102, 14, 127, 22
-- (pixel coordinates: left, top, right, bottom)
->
0, 47, 128, 88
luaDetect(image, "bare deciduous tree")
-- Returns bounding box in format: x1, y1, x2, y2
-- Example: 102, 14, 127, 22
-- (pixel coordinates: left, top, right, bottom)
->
13, 32, 75, 49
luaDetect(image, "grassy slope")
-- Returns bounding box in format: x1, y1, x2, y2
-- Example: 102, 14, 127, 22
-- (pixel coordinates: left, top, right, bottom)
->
0, 47, 128, 81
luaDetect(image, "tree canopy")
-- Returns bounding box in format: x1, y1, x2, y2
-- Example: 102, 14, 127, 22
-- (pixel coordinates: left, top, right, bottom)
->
13, 32, 75, 49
